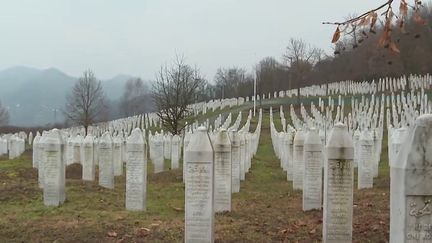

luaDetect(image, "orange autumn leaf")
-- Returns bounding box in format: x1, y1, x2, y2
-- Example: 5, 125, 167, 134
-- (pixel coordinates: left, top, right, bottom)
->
331, 26, 341, 43
378, 29, 390, 48
370, 12, 378, 29
414, 13, 427, 25
400, 1, 408, 16
358, 16, 370, 26
389, 42, 400, 54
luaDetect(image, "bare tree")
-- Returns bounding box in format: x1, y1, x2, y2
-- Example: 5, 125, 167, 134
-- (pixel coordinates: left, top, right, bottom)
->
64, 70, 106, 135
152, 57, 205, 135
283, 38, 324, 66
255, 57, 289, 93
119, 78, 151, 116
0, 100, 9, 126
283, 38, 325, 88
214, 67, 251, 99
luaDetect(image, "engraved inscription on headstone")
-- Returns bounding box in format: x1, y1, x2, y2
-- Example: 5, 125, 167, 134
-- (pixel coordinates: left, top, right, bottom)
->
303, 128, 322, 211
293, 130, 305, 190
43, 129, 65, 207
399, 115, 432, 243
98, 132, 114, 189
184, 126, 214, 243
126, 128, 146, 211
214, 129, 232, 212
323, 123, 354, 243
229, 130, 240, 193
82, 135, 95, 181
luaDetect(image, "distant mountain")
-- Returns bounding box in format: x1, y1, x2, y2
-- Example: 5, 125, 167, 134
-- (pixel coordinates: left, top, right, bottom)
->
102, 74, 137, 99
0, 66, 142, 127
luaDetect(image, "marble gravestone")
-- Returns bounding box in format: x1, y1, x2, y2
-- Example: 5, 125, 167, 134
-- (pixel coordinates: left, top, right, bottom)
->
73, 135, 83, 164
353, 129, 360, 168
82, 135, 95, 181
113, 136, 123, 176
323, 123, 354, 243
32, 133, 41, 169
43, 129, 65, 207
183, 132, 191, 182
126, 128, 147, 211
153, 134, 165, 173
287, 131, 294, 181
38, 132, 48, 189
229, 130, 241, 193
28, 131, 33, 145
303, 128, 322, 211
393, 114, 432, 242
214, 129, 232, 212
66, 137, 74, 166
171, 135, 180, 169
245, 133, 252, 173
358, 130, 374, 189
98, 132, 114, 189
282, 132, 290, 173
239, 133, 246, 181
184, 126, 214, 243
389, 127, 408, 243
163, 134, 172, 160
372, 130, 379, 178
293, 130, 305, 190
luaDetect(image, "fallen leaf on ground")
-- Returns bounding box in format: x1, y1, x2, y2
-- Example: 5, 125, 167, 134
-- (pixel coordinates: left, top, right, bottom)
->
135, 227, 150, 237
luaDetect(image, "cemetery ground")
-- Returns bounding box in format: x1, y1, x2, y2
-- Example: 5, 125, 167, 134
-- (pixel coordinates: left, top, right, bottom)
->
0, 108, 389, 242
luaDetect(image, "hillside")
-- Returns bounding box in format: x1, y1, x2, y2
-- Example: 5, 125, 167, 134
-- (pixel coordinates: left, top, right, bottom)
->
0, 66, 138, 127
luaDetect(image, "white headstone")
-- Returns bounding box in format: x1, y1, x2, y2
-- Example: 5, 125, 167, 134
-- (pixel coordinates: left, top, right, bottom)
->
38, 132, 48, 189
113, 136, 123, 176
171, 135, 180, 169
32, 133, 41, 168
239, 133, 246, 181
126, 128, 147, 211
28, 132, 33, 145
73, 135, 83, 164
82, 135, 95, 181
153, 134, 164, 173
43, 129, 65, 207
98, 132, 114, 189
358, 130, 374, 189
185, 126, 214, 243
229, 130, 240, 193
293, 130, 305, 190
214, 129, 232, 212
323, 123, 354, 243
394, 114, 432, 242
389, 127, 408, 243
164, 134, 172, 159
303, 128, 322, 211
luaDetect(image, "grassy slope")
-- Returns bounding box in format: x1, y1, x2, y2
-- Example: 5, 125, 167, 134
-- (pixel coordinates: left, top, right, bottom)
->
0, 102, 389, 242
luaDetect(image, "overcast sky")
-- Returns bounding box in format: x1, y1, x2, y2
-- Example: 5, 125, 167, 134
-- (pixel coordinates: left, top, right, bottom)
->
0, 0, 378, 81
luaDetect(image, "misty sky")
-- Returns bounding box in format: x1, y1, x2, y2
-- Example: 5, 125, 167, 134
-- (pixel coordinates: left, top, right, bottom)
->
0, 0, 378, 81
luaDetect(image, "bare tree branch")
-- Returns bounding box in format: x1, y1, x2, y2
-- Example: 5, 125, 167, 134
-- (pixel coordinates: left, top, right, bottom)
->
152, 57, 205, 135
63, 69, 107, 135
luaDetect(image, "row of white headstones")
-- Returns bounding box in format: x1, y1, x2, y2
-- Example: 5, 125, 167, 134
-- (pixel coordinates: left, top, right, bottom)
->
31, 109, 262, 242
0, 134, 26, 159
270, 88, 432, 242
1, 73, 429, 150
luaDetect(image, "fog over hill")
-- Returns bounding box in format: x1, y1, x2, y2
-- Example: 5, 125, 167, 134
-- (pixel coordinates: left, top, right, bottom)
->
0, 66, 140, 127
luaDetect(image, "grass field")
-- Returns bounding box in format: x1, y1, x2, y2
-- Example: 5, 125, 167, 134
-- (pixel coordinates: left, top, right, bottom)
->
0, 107, 390, 242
